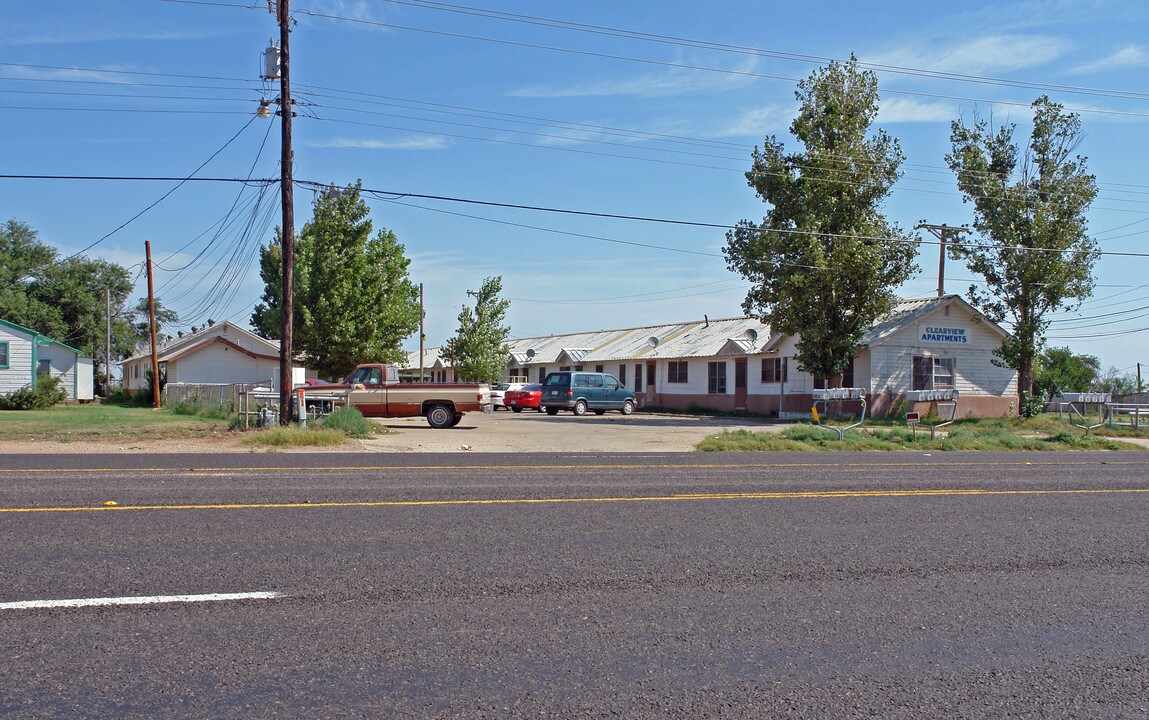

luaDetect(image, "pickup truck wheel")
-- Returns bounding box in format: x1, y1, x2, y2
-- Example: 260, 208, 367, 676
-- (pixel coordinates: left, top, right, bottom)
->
545, 406, 559, 416
426, 404, 455, 429
449, 413, 463, 427
621, 399, 635, 415
572, 400, 587, 416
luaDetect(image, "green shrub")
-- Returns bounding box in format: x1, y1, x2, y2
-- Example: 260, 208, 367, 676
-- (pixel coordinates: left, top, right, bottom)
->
0, 376, 68, 410
1018, 391, 1044, 419
320, 406, 375, 438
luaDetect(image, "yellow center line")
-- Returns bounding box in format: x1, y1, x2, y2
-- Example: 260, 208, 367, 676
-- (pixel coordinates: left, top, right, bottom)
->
1, 459, 1147, 475
3, 487, 1147, 514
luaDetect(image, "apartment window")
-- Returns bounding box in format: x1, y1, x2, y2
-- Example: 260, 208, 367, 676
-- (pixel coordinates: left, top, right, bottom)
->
634, 363, 642, 393
762, 357, 788, 384
618, 364, 627, 387
38, 359, 51, 376
646, 362, 655, 387
913, 356, 955, 390
0, 341, 8, 369
559, 365, 571, 372
667, 361, 688, 383
538, 367, 547, 383
574, 365, 583, 371
595, 365, 604, 373
707, 361, 727, 394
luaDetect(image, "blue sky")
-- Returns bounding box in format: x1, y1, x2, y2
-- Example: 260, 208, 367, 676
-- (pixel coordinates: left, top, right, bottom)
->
3, 0, 1147, 378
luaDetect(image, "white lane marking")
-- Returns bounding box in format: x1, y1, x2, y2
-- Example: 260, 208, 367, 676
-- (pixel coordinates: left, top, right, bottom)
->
1, 591, 283, 610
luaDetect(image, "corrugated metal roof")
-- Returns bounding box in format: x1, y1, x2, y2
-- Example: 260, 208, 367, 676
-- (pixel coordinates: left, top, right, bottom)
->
507, 316, 772, 364
859, 295, 1008, 346
122, 320, 278, 363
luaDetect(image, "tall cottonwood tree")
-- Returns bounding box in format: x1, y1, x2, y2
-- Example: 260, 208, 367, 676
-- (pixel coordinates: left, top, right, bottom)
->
0, 218, 161, 364
946, 96, 1099, 401
724, 58, 917, 385
251, 182, 420, 379
444, 276, 511, 383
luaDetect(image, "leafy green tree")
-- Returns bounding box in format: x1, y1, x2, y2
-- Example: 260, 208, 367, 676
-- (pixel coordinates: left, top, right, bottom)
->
0, 218, 148, 363
250, 228, 285, 338
1096, 366, 1138, 397
252, 182, 421, 379
946, 96, 1099, 400
1032, 346, 1099, 399
444, 276, 511, 383
723, 58, 917, 385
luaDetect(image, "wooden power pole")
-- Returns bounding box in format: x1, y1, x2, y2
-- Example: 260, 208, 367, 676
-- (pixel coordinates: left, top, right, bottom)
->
916, 223, 970, 297
275, 0, 296, 424
145, 241, 161, 409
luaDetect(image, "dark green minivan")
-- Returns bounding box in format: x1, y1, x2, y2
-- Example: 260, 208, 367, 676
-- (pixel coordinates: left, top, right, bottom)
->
541, 371, 637, 416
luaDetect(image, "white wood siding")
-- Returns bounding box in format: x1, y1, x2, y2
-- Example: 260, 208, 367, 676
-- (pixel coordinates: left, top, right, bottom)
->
0, 325, 33, 394
40, 344, 78, 399
868, 307, 1016, 397
170, 343, 278, 386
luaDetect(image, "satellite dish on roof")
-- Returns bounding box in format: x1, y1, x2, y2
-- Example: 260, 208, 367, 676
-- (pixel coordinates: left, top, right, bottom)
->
647, 336, 660, 348
744, 328, 758, 342
525, 348, 535, 359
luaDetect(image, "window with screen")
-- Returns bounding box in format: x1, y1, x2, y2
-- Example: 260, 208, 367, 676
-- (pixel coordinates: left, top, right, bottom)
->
708, 362, 727, 394
913, 356, 955, 390
667, 361, 688, 383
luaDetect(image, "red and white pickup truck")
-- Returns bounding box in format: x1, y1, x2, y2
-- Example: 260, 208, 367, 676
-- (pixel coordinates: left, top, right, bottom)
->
301, 363, 491, 428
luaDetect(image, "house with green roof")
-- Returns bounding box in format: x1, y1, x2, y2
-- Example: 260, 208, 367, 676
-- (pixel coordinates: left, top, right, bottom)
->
0, 318, 95, 401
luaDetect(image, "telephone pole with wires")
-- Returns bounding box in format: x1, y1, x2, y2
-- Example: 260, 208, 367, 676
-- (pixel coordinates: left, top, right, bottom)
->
916, 223, 970, 298
262, 0, 296, 424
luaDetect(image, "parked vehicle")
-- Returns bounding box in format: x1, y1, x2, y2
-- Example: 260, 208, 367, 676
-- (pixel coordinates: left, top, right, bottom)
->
504, 384, 543, 412
299, 363, 490, 428
489, 381, 526, 409
540, 371, 636, 416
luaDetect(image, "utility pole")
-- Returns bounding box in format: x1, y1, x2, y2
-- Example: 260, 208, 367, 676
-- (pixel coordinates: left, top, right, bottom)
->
145, 241, 161, 409
272, 0, 296, 424
104, 287, 111, 398
916, 223, 970, 298
418, 282, 425, 383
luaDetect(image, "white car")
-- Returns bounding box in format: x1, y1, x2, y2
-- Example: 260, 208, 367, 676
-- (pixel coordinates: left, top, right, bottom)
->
489, 382, 526, 409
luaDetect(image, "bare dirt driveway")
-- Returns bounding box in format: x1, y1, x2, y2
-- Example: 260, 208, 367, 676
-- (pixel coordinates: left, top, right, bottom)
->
0, 410, 783, 455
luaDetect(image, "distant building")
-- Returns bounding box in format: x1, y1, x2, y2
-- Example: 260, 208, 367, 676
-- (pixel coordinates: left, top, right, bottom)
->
121, 320, 306, 393
491, 295, 1016, 419
0, 318, 95, 401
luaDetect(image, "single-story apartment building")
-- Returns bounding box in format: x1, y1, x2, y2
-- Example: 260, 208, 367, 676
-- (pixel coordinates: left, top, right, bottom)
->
490, 295, 1017, 419
121, 320, 306, 393
0, 318, 95, 401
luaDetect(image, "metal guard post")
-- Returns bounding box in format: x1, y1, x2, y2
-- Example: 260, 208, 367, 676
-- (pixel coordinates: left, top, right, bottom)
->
906, 389, 959, 440
1062, 392, 1111, 436
812, 388, 868, 441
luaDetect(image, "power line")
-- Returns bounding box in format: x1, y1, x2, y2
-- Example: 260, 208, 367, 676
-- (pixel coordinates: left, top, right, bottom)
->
380, 0, 1149, 102
298, 10, 1149, 119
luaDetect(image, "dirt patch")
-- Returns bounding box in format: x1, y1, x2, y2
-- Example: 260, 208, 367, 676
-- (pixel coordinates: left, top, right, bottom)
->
0, 411, 782, 454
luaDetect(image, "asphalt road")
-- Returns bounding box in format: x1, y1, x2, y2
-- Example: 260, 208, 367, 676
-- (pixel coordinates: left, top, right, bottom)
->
2, 451, 1148, 719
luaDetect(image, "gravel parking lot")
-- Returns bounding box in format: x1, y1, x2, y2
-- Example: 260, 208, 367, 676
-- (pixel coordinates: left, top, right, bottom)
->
0, 409, 782, 454
360, 408, 780, 453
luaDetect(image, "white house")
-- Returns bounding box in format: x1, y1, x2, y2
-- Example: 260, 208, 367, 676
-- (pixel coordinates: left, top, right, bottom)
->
489, 295, 1017, 419
0, 318, 95, 401
121, 320, 305, 393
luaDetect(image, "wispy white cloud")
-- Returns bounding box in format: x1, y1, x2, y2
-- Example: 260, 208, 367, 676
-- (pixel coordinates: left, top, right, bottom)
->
1070, 45, 1149, 74
305, 0, 383, 24
713, 105, 791, 138
511, 55, 759, 98
876, 97, 957, 124
866, 34, 1071, 76
308, 136, 448, 150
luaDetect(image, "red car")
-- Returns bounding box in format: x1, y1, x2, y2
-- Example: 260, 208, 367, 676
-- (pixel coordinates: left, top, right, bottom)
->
504, 384, 543, 412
